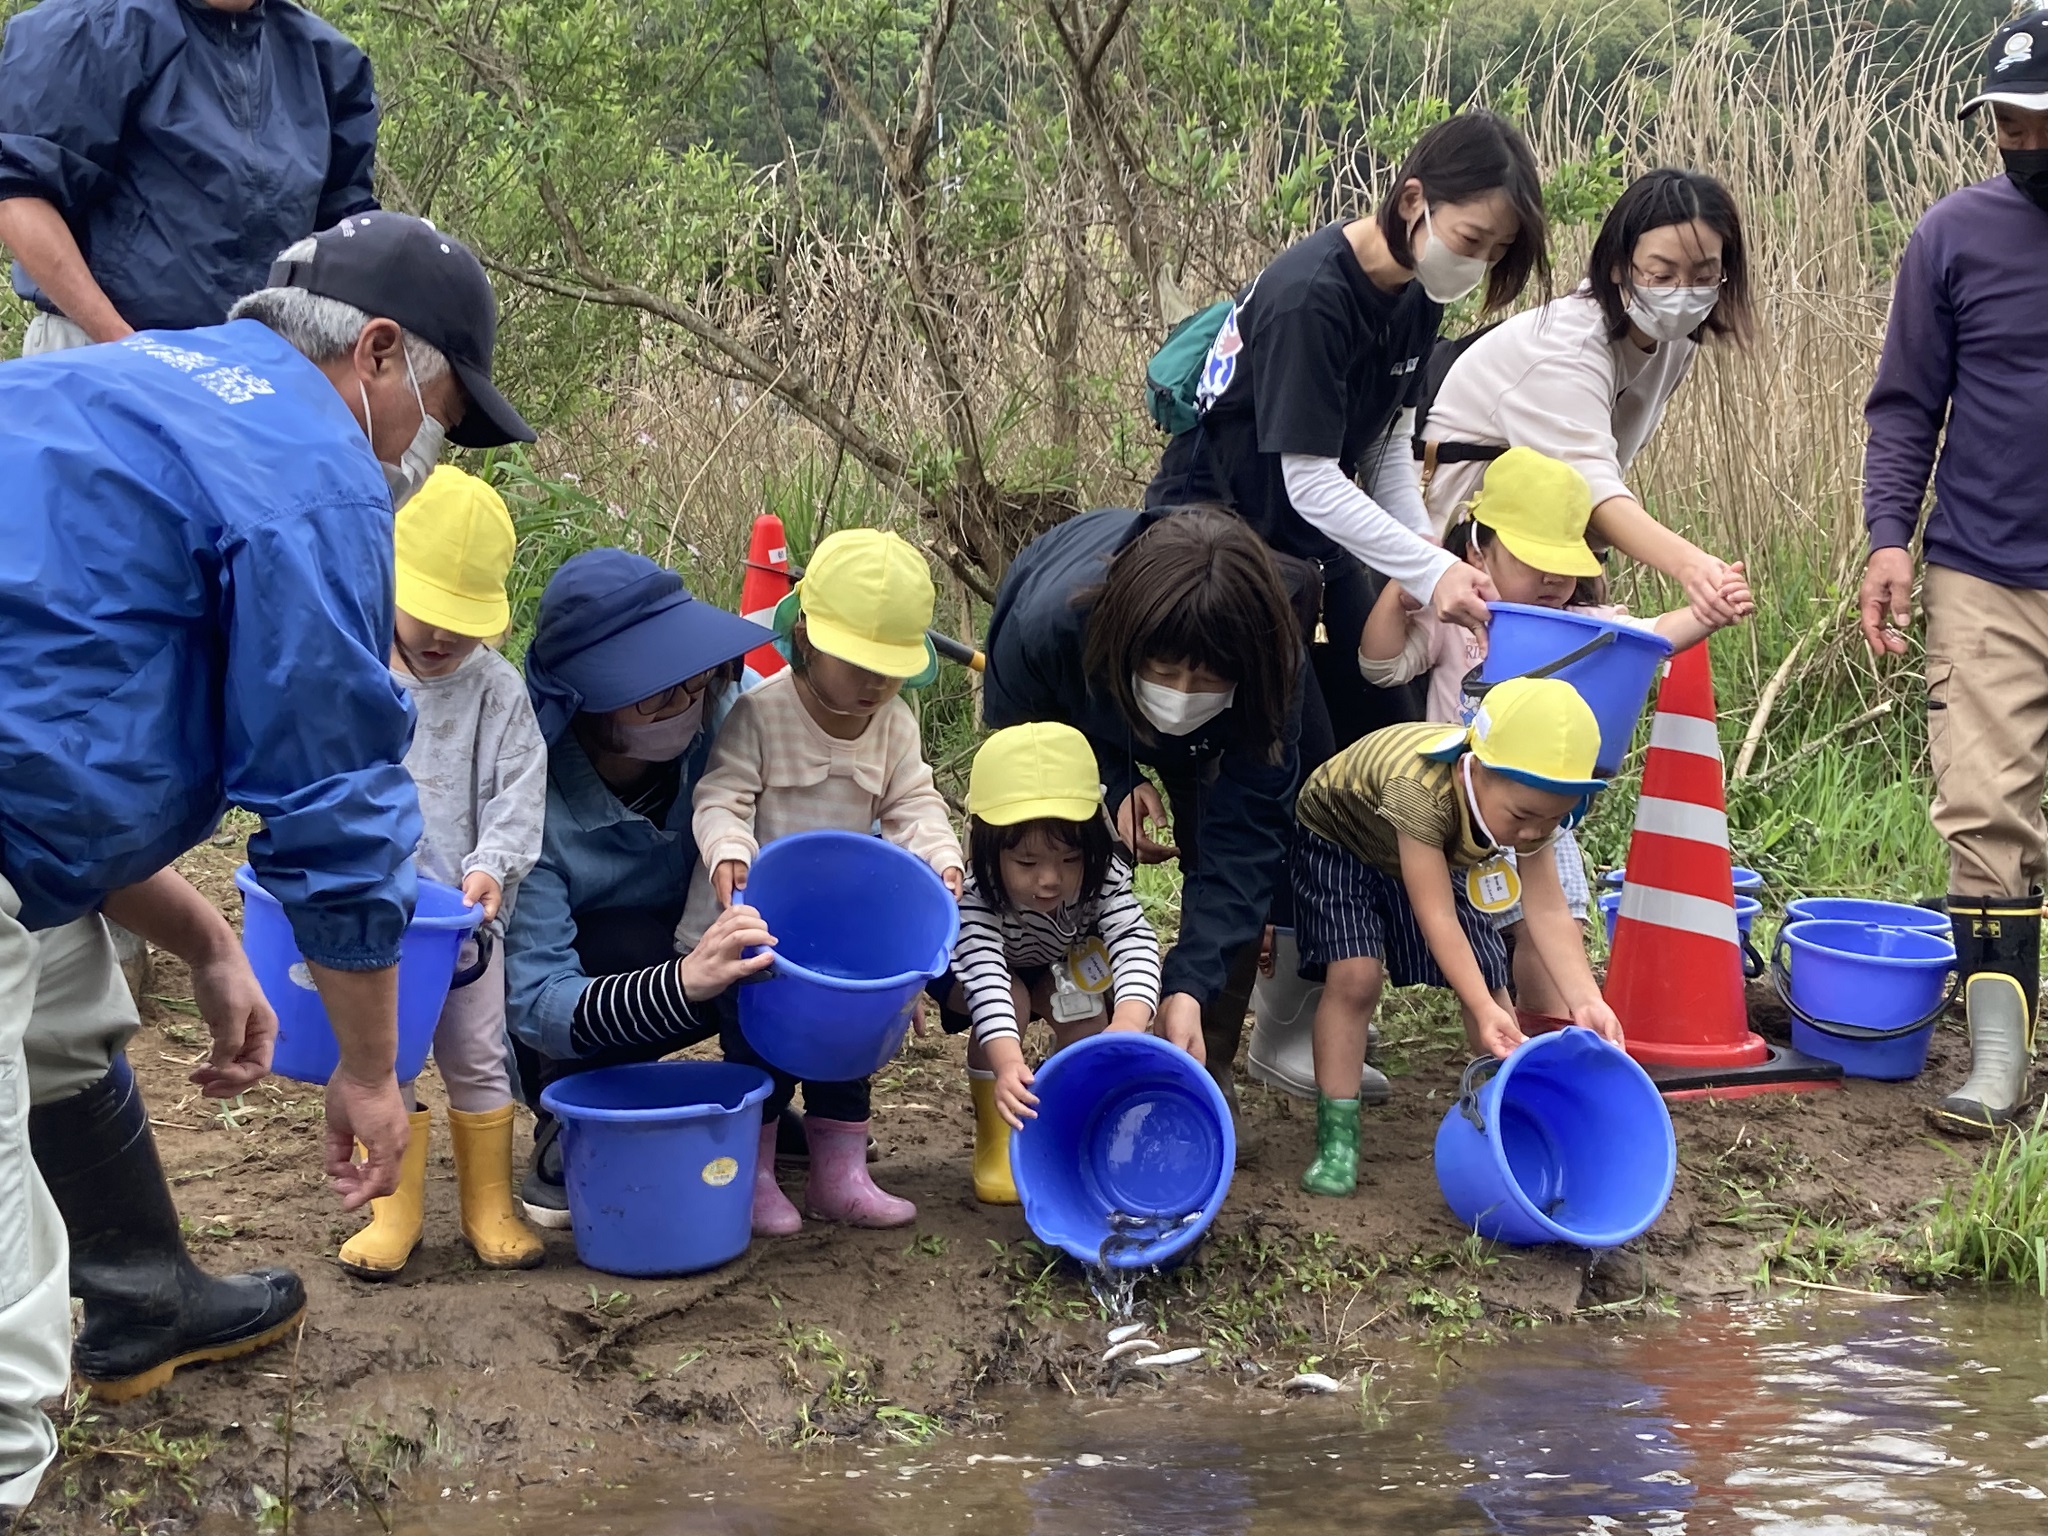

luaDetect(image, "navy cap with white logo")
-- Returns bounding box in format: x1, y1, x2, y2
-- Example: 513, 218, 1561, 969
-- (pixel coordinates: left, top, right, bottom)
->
1960, 7, 2048, 118
267, 212, 535, 449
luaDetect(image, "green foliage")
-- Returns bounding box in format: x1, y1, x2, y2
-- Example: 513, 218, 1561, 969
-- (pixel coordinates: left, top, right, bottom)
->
1914, 1108, 2048, 1294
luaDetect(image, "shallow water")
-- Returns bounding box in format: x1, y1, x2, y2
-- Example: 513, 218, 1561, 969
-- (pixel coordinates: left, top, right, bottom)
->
377, 1295, 2047, 1534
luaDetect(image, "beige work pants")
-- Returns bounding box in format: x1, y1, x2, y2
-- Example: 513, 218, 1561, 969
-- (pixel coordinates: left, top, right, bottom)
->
1925, 564, 2048, 897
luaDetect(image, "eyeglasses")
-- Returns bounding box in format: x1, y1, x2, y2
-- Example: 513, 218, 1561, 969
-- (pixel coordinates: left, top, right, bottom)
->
1630, 264, 1726, 290
633, 669, 717, 717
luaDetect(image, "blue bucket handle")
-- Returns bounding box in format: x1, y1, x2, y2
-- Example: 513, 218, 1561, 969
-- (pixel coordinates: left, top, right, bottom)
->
1455, 1054, 1504, 1134
1466, 625, 1621, 704
1742, 936, 1765, 981
449, 926, 493, 990
1768, 930, 1959, 1042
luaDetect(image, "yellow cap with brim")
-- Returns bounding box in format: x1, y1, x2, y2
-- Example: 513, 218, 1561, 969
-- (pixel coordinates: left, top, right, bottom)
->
1420, 675, 1608, 797
782, 528, 938, 682
1466, 447, 1602, 580
394, 465, 516, 637
968, 723, 1103, 826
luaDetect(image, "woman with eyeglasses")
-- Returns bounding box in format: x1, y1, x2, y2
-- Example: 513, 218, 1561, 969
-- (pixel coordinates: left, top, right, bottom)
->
501, 548, 780, 1229
1416, 168, 1759, 628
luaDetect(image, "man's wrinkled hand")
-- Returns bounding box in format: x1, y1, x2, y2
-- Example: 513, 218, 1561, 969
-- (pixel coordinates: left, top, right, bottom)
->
325, 1070, 410, 1212
186, 950, 276, 1099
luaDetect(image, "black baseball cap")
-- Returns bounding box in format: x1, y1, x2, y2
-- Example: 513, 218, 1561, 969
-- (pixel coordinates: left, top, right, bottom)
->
267, 212, 535, 448
1960, 9, 2048, 118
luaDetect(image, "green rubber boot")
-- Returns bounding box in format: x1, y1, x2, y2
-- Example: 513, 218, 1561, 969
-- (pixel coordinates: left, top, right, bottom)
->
1300, 1094, 1361, 1197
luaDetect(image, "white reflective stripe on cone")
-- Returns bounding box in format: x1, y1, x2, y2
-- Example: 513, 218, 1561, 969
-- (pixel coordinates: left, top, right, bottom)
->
1616, 883, 1739, 946
1632, 797, 1730, 849
1648, 713, 1722, 761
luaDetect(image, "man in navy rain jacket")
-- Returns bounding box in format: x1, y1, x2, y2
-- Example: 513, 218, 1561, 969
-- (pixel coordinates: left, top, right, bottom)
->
0, 212, 531, 1508
0, 0, 379, 351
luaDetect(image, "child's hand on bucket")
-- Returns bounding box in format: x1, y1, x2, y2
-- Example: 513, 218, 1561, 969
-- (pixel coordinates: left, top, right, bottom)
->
994, 1057, 1039, 1129
711, 859, 749, 907
1105, 1000, 1154, 1034
679, 902, 776, 1000
1571, 998, 1625, 1047
460, 869, 502, 922
936, 863, 964, 899
1468, 1000, 1528, 1061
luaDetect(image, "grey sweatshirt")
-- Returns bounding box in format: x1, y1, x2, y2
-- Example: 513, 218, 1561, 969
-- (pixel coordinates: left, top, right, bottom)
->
393, 647, 548, 913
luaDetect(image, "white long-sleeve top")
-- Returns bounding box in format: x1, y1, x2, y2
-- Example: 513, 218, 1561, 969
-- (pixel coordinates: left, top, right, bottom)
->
1281, 408, 1455, 603
952, 859, 1161, 1047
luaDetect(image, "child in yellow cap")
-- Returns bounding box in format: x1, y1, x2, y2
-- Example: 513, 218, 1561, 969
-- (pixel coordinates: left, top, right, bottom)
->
340, 465, 547, 1278
1359, 447, 1751, 1015
928, 723, 1165, 1203
1291, 677, 1624, 1197
681, 527, 966, 1235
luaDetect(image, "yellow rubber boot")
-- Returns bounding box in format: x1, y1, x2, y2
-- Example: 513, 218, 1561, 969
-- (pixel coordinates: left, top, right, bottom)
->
969, 1071, 1019, 1205
338, 1110, 431, 1279
447, 1104, 545, 1270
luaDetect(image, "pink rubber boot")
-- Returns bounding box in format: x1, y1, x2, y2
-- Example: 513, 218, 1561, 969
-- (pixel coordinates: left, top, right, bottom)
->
751, 1120, 802, 1236
802, 1118, 916, 1228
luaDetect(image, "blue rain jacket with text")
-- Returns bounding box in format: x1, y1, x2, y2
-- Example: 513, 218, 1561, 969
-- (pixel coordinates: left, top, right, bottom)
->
0, 320, 420, 968
0, 0, 379, 332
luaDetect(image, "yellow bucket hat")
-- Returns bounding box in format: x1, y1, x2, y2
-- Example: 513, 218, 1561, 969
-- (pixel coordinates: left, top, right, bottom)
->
394, 465, 516, 638
1465, 447, 1602, 579
968, 723, 1103, 826
1421, 675, 1607, 796
792, 528, 937, 680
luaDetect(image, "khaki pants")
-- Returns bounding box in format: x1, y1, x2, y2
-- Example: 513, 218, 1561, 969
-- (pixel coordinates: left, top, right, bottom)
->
0, 879, 77, 1512
1925, 564, 2048, 897
19, 311, 94, 357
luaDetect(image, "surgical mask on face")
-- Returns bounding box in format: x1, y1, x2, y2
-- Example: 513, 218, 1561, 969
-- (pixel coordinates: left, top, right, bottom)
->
2002, 147, 2048, 214
1625, 284, 1721, 343
359, 352, 445, 510
607, 697, 704, 762
1132, 674, 1235, 737
1411, 203, 1492, 304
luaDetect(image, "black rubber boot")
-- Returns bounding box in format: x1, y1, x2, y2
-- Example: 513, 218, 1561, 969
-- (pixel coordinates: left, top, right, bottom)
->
1935, 896, 2039, 1136
28, 1056, 306, 1402
1201, 941, 1263, 1120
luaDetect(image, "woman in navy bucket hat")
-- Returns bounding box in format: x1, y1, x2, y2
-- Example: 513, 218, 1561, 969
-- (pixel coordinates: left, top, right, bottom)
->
503, 549, 780, 1227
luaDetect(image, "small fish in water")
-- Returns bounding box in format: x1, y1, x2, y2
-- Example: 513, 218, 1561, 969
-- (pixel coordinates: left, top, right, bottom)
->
1135, 1347, 1204, 1368
1285, 1372, 1347, 1395
1101, 1338, 1158, 1363
1106, 1323, 1146, 1345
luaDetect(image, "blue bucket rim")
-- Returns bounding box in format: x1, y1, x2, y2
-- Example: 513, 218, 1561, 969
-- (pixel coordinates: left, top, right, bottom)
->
234, 862, 481, 933
1781, 919, 1955, 969
1603, 866, 1764, 891
1485, 601, 1677, 657
1458, 1027, 1676, 1247
743, 830, 960, 990
1012, 1031, 1235, 1270
1599, 890, 1759, 917
1782, 896, 1949, 929
540, 1061, 775, 1124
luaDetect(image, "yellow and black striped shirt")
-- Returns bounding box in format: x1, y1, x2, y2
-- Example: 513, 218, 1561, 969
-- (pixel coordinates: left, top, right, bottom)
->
1296, 723, 1498, 875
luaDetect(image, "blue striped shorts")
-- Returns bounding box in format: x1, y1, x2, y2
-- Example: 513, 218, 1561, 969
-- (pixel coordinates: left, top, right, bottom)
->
1292, 830, 1511, 992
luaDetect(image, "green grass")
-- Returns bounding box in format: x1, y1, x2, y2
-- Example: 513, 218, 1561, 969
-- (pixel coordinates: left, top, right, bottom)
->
1911, 1108, 2048, 1295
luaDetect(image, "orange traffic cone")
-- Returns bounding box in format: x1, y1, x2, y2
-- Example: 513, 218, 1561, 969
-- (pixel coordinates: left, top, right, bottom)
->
739, 514, 792, 681
1604, 642, 1840, 1099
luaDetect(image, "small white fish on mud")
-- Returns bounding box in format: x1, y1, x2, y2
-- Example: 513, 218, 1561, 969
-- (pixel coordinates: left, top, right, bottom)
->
1135, 1348, 1204, 1368
1285, 1372, 1347, 1395
1107, 1322, 1146, 1345
1101, 1338, 1158, 1363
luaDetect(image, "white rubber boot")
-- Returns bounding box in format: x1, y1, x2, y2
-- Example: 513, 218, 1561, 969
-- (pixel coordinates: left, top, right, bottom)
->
1248, 929, 1388, 1105
1936, 974, 2035, 1136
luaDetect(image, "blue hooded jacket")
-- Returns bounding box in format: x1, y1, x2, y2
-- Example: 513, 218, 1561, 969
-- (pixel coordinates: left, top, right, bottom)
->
0, 0, 379, 332
0, 320, 420, 968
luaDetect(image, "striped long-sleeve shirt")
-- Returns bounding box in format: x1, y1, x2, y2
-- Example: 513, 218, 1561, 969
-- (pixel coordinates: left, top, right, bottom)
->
953, 859, 1162, 1047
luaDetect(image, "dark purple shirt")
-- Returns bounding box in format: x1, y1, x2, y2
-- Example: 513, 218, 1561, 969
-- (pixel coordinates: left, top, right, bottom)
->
1863, 176, 2048, 588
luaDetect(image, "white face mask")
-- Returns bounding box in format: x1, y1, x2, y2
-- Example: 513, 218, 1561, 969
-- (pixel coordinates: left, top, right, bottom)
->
1132, 674, 1235, 737
1625, 284, 1719, 343
1411, 203, 1492, 304
607, 697, 705, 763
359, 351, 445, 511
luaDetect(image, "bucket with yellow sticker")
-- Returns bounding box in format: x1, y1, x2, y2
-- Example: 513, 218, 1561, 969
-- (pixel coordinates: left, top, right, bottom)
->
540, 1062, 774, 1276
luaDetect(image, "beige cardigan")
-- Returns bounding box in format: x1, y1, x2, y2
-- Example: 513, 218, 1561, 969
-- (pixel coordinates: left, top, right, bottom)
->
676, 668, 964, 947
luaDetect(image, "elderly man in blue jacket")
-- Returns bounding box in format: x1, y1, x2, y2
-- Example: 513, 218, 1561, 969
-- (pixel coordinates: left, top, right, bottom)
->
0, 0, 379, 351
0, 211, 530, 1511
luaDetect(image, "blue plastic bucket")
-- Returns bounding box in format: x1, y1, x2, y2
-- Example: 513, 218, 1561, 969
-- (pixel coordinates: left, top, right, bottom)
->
1603, 865, 1765, 896
737, 830, 959, 1081
236, 865, 484, 1085
1011, 1032, 1234, 1270
1477, 604, 1675, 776
1434, 1028, 1676, 1248
540, 1062, 773, 1276
1782, 896, 1947, 934
1772, 920, 1956, 1080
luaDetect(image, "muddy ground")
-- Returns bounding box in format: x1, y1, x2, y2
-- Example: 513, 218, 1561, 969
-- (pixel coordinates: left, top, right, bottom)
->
27, 840, 1987, 1532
